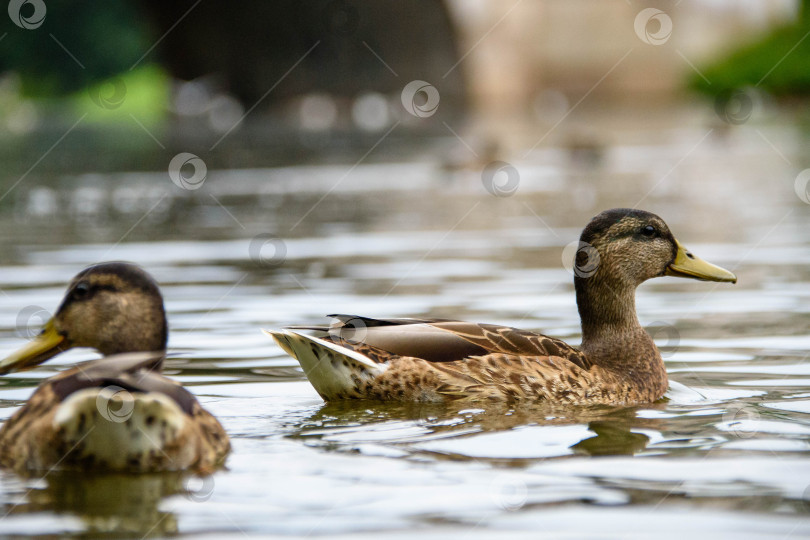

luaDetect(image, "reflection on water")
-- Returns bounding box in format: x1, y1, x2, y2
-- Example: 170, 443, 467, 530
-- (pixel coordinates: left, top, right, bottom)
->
9, 472, 180, 536
1, 103, 810, 537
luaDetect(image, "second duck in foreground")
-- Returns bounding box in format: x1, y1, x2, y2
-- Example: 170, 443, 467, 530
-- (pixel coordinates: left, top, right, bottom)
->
269, 208, 737, 405
0, 262, 230, 473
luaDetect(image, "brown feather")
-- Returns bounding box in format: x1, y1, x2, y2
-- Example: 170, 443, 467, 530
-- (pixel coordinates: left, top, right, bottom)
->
0, 354, 230, 473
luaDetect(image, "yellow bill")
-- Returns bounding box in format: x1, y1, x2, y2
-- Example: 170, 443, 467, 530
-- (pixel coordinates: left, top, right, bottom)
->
0, 319, 69, 375
665, 240, 737, 283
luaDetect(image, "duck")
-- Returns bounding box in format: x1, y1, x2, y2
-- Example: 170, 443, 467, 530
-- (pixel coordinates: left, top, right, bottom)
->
267, 208, 737, 405
0, 262, 230, 474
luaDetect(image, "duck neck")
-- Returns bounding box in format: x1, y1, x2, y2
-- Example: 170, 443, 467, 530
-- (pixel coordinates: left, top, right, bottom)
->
574, 274, 667, 396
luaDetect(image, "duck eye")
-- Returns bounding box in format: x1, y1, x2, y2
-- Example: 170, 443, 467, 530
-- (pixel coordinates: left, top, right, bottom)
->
641, 225, 657, 238
72, 282, 91, 300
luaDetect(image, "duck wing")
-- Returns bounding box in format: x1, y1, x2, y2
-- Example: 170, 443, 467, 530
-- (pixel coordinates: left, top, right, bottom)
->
313, 314, 590, 369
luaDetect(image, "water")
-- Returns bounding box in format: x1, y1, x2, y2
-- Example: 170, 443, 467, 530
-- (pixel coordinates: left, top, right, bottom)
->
0, 102, 809, 538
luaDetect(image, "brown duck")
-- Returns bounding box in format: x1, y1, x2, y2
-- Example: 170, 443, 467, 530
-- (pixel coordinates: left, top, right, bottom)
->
267, 209, 737, 405
0, 262, 230, 473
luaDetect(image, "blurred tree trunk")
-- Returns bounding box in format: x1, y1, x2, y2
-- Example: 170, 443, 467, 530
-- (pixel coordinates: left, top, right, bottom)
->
138, 0, 466, 113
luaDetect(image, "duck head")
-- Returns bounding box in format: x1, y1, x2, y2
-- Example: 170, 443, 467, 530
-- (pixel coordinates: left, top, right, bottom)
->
0, 262, 167, 375
576, 208, 736, 288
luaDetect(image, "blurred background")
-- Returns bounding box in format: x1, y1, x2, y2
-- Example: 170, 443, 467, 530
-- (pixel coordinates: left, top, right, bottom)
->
0, 0, 806, 172
0, 0, 807, 246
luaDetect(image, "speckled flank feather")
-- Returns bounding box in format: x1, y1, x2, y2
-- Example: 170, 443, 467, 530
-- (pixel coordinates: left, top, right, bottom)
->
270, 322, 650, 405
398, 353, 635, 404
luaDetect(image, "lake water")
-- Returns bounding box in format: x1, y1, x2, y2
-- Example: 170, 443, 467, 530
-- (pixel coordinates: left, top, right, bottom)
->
0, 102, 809, 538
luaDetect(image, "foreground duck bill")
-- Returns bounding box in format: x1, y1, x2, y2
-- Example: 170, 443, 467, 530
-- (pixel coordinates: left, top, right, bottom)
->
665, 240, 737, 283
0, 319, 68, 375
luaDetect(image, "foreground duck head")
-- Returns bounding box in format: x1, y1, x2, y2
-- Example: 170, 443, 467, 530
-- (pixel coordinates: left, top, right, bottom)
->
0, 262, 167, 374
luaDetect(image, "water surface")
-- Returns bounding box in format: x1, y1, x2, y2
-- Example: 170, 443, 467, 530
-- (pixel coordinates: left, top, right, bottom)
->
0, 104, 809, 538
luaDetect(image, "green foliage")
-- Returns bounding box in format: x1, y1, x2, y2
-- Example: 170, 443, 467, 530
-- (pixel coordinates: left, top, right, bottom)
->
0, 0, 152, 97
72, 64, 169, 125
691, 14, 810, 96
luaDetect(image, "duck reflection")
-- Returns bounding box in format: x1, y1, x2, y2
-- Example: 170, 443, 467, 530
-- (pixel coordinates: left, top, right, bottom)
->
1, 470, 217, 537
295, 399, 663, 458
571, 421, 651, 456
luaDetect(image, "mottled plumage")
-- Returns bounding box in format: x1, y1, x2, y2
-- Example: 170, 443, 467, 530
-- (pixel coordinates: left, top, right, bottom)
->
269, 209, 737, 406
0, 263, 230, 474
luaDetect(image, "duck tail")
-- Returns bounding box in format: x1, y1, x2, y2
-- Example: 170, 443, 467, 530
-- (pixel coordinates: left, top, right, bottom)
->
263, 329, 386, 400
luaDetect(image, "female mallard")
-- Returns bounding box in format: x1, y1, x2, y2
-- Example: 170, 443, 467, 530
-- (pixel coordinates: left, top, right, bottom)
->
0, 262, 230, 473
268, 209, 737, 405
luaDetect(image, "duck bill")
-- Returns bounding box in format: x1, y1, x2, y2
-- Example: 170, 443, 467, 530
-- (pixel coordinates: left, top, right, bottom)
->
0, 319, 70, 375
665, 240, 737, 283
